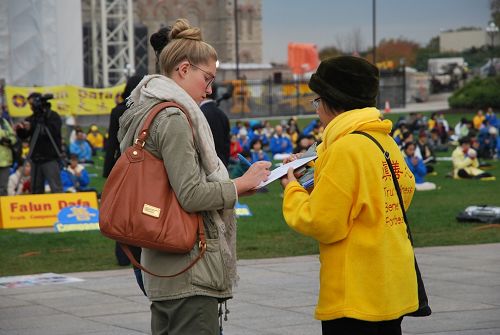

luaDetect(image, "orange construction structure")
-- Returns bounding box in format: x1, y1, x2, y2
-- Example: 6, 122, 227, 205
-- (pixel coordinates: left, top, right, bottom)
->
288, 43, 320, 75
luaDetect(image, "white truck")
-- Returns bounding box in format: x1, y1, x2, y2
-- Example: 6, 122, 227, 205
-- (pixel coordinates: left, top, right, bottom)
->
428, 57, 467, 93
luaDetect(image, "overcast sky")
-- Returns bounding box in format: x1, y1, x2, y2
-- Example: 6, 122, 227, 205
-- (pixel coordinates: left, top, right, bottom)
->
261, 0, 492, 63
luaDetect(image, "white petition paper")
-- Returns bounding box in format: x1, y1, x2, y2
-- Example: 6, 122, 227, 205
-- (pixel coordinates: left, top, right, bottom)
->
256, 155, 317, 188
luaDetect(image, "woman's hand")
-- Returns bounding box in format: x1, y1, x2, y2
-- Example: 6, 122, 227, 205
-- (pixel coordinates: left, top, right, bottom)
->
234, 160, 271, 195
282, 153, 303, 164
280, 168, 296, 189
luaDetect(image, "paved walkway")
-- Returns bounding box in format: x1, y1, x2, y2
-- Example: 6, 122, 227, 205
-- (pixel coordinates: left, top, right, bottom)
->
1, 243, 499, 334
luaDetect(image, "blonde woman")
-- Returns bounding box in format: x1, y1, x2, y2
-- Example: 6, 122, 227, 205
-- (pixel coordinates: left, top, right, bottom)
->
118, 19, 270, 334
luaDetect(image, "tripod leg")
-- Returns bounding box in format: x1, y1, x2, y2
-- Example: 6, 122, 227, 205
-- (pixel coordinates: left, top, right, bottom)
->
31, 162, 45, 194
0, 167, 10, 196
42, 160, 63, 193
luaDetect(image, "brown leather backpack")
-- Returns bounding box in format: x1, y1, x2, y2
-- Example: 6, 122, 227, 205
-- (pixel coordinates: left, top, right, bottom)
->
99, 101, 206, 277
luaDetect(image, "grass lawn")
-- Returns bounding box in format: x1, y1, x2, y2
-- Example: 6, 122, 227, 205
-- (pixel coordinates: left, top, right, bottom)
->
1, 111, 499, 276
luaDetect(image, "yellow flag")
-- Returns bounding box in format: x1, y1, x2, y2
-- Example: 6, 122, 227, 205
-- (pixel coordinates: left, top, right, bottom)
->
5, 84, 125, 117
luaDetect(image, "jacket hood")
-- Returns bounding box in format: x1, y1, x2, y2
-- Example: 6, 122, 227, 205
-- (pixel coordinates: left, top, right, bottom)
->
319, 107, 392, 152
118, 75, 202, 148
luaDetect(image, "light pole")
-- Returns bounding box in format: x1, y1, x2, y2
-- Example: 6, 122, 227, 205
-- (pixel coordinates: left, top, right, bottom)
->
234, 0, 240, 80
400, 58, 406, 107
372, 0, 376, 64
486, 21, 499, 76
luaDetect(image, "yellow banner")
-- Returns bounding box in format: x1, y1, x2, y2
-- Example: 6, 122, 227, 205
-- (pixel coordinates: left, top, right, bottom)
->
5, 84, 125, 117
0, 192, 98, 229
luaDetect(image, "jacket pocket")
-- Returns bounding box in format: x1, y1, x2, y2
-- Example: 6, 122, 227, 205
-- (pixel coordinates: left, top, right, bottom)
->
191, 238, 228, 291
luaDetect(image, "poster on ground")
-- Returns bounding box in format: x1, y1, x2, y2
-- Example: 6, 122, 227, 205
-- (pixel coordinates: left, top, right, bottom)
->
0, 273, 84, 289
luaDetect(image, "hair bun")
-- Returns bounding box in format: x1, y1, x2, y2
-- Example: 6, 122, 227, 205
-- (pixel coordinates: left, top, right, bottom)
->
169, 18, 202, 41
150, 26, 171, 54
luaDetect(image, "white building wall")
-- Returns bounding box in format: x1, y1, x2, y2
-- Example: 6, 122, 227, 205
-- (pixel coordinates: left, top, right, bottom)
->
0, 1, 10, 83
0, 0, 83, 87
440, 29, 497, 52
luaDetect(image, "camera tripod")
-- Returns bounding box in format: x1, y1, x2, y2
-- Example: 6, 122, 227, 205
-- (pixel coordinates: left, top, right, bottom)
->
20, 121, 65, 194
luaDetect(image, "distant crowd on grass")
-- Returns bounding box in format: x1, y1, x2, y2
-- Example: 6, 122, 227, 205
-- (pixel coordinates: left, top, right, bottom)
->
391, 107, 498, 188
3, 106, 497, 197
228, 107, 499, 187
227, 117, 322, 178
0, 118, 104, 196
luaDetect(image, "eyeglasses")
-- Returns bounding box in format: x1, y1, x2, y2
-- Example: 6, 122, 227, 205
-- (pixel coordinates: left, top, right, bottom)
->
189, 63, 216, 90
311, 97, 321, 110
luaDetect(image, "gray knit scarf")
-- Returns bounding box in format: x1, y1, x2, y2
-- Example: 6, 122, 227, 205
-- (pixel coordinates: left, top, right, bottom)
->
118, 75, 238, 285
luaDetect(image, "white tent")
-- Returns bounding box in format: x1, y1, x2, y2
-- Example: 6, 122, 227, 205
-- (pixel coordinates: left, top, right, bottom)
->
0, 0, 83, 87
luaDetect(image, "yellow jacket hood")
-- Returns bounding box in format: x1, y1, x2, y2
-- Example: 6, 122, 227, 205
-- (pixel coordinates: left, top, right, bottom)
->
318, 107, 392, 155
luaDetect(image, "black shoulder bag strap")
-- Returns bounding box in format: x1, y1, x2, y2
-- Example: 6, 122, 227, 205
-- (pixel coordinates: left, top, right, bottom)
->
352, 130, 431, 317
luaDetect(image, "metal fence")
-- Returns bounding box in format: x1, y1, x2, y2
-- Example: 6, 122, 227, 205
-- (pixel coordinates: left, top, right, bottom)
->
217, 69, 406, 120
1, 70, 406, 127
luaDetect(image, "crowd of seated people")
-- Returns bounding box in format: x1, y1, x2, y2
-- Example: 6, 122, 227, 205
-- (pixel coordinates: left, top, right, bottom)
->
228, 117, 324, 178
391, 108, 498, 184
5, 109, 496, 197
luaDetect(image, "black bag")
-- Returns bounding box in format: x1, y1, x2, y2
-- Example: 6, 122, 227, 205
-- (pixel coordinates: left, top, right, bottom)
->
352, 131, 431, 317
456, 205, 500, 224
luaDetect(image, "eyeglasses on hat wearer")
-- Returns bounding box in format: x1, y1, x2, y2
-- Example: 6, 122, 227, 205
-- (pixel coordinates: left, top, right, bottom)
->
311, 97, 321, 110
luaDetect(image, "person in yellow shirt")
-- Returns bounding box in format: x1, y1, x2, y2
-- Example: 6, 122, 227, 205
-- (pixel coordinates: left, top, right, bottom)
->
280, 56, 430, 334
472, 109, 485, 130
452, 136, 495, 180
86, 124, 104, 153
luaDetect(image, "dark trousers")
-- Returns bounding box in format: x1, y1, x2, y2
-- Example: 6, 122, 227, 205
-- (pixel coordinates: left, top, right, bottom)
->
151, 296, 219, 335
322, 317, 403, 335
0, 166, 10, 195
457, 169, 492, 179
31, 160, 62, 194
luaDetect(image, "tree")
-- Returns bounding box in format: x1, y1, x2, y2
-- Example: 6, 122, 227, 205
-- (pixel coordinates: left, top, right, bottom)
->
492, 0, 500, 27
318, 46, 343, 61
329, 28, 364, 55
426, 36, 440, 51
414, 36, 440, 71
375, 38, 420, 68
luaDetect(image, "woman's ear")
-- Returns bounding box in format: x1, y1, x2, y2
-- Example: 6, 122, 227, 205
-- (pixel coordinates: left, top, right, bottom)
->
176, 61, 190, 78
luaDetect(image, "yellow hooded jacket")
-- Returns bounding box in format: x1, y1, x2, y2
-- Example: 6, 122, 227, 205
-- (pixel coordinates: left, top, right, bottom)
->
283, 108, 419, 321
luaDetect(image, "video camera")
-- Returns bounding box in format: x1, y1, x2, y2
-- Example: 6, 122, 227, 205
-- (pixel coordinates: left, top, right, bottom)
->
28, 93, 53, 115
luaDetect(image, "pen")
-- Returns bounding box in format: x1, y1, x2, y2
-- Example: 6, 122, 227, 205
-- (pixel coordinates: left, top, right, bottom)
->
237, 153, 252, 167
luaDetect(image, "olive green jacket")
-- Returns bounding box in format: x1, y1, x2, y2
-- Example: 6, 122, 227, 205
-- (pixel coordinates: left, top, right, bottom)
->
119, 97, 237, 301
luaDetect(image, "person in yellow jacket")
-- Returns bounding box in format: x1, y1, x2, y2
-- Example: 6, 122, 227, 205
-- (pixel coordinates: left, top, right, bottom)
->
86, 124, 104, 153
452, 136, 495, 180
280, 56, 423, 334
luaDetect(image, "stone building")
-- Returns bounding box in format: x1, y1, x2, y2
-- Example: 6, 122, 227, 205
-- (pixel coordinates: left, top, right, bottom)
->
81, 0, 262, 85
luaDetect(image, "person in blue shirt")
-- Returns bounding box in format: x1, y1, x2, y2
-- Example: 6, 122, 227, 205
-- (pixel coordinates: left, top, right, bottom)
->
250, 138, 271, 163
270, 125, 293, 156
251, 124, 269, 150
301, 119, 319, 136
485, 107, 498, 129
403, 142, 436, 191
69, 129, 93, 164
477, 121, 497, 159
231, 121, 243, 136
60, 154, 92, 192
238, 127, 251, 152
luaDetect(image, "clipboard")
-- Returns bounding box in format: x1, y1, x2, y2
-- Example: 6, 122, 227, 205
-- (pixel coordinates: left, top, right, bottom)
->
256, 155, 317, 188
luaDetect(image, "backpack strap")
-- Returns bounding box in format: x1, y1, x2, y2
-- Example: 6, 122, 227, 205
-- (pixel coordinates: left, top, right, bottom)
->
351, 130, 414, 245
